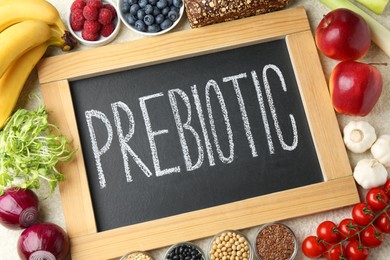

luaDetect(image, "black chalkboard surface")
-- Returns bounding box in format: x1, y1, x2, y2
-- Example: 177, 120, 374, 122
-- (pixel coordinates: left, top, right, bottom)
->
70, 39, 323, 232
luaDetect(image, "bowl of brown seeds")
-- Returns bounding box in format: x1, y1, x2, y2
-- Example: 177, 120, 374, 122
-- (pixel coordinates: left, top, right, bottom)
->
208, 230, 253, 260
254, 223, 297, 260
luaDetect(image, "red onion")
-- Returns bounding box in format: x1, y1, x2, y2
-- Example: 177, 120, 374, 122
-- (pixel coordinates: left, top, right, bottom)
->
0, 187, 39, 229
17, 222, 70, 260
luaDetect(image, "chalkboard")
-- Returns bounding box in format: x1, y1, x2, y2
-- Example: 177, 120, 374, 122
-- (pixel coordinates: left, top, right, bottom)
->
37, 7, 359, 260
70, 39, 323, 232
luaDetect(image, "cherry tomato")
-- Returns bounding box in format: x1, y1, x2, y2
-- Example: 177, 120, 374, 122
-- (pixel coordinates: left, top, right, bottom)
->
345, 240, 369, 260
317, 220, 340, 244
366, 187, 389, 211
375, 211, 390, 233
361, 225, 384, 248
302, 236, 325, 258
324, 243, 345, 260
338, 218, 360, 241
352, 203, 375, 226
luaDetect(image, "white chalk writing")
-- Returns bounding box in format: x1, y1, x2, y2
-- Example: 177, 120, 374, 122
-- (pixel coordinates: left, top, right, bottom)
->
84, 65, 300, 188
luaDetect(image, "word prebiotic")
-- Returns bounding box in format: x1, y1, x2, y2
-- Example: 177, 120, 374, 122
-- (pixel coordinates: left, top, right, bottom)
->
85, 65, 299, 189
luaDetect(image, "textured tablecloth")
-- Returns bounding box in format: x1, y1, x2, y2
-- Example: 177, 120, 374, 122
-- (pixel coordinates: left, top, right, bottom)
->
1, 0, 390, 259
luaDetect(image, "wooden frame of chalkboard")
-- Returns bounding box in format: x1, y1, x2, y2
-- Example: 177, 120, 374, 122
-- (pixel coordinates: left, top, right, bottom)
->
37, 7, 359, 260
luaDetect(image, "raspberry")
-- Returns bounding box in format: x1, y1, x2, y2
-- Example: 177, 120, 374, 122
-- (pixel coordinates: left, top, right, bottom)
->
98, 8, 113, 25
86, 0, 103, 9
71, 8, 85, 23
71, 8, 85, 31
82, 30, 100, 41
83, 5, 99, 21
83, 20, 101, 34
100, 22, 115, 37
71, 21, 84, 31
71, 0, 86, 12
71, 20, 84, 31
103, 3, 117, 19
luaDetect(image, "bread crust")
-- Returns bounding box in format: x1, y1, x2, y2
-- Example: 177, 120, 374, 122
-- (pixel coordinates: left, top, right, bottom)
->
185, 0, 290, 28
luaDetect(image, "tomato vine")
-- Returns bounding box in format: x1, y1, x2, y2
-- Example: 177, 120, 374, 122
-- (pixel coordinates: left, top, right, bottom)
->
302, 179, 390, 260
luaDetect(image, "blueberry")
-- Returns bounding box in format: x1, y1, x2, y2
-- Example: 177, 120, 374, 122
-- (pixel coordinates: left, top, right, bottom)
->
130, 4, 140, 15
148, 0, 158, 4
136, 9, 145, 20
128, 0, 138, 4
160, 18, 172, 30
138, 0, 148, 8
162, 6, 170, 15
170, 6, 179, 13
173, 0, 182, 8
168, 9, 179, 21
147, 24, 160, 33
134, 19, 147, 31
166, 0, 173, 6
153, 6, 161, 16
121, 2, 130, 13
143, 14, 154, 25
125, 13, 137, 25
143, 4, 153, 14
155, 14, 164, 24
156, 0, 167, 9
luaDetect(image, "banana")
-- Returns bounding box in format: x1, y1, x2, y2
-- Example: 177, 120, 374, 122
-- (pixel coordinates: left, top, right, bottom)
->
0, 0, 78, 50
50, 24, 78, 52
0, 0, 65, 33
0, 20, 52, 79
0, 43, 49, 129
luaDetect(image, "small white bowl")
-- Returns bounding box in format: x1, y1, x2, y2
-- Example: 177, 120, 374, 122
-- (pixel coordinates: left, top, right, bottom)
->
208, 230, 253, 260
164, 242, 205, 260
253, 223, 298, 260
67, 0, 121, 47
118, 0, 184, 36
120, 250, 154, 260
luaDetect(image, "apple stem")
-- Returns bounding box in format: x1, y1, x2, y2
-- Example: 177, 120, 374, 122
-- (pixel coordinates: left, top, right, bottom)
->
368, 62, 388, 66
323, 15, 331, 27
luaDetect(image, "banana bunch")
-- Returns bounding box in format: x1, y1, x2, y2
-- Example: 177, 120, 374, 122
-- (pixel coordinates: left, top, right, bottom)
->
0, 0, 78, 129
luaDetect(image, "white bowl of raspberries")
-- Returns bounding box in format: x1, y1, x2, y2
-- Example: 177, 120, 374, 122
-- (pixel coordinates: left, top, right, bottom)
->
118, 0, 184, 35
68, 0, 121, 47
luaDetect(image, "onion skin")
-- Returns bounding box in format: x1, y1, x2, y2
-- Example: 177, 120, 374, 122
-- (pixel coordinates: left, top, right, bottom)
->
17, 222, 70, 260
0, 187, 39, 229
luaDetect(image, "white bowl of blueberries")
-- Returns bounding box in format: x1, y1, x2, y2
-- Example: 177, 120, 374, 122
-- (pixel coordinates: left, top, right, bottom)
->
118, 0, 184, 35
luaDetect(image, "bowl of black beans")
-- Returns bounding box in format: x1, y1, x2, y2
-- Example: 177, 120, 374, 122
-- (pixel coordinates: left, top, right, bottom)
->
118, 0, 184, 35
165, 242, 205, 260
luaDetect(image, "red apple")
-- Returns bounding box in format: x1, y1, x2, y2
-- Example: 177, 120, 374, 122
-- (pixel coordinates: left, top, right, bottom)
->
315, 8, 371, 61
330, 61, 383, 116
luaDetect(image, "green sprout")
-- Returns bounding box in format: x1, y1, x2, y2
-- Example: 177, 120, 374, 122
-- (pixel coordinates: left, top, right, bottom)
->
0, 105, 76, 195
